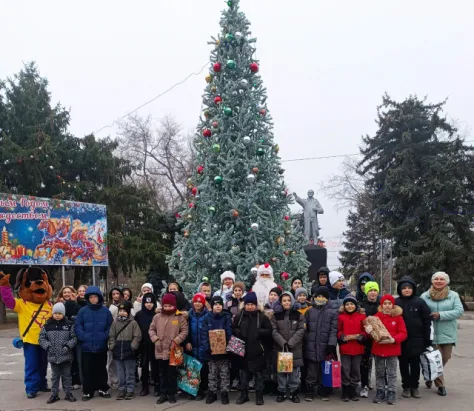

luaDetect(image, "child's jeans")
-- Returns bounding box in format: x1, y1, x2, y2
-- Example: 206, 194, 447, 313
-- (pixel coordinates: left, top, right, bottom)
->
51, 362, 73, 395
277, 367, 300, 393
116, 358, 136, 393
374, 356, 397, 393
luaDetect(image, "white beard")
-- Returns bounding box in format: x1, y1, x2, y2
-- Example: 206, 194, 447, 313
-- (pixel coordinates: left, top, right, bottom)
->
253, 277, 277, 305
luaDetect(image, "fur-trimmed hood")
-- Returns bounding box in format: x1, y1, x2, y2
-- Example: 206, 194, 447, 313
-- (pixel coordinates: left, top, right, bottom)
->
377, 305, 403, 317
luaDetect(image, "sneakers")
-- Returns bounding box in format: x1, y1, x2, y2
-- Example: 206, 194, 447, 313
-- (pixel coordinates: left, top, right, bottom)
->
255, 391, 264, 406
411, 388, 421, 398
168, 394, 177, 403
231, 379, 239, 392
46, 394, 60, 404
341, 386, 350, 402
125, 392, 134, 400
116, 390, 126, 401
276, 393, 286, 402
402, 389, 411, 398
221, 391, 229, 405
156, 394, 168, 404
40, 387, 51, 392
290, 391, 300, 403
99, 390, 111, 398
73, 384, 81, 390
373, 389, 385, 404
26, 392, 37, 399
65, 392, 77, 402
319, 386, 330, 401
349, 386, 359, 401
154, 386, 160, 397
305, 386, 314, 402
387, 391, 396, 405
425, 381, 433, 389
360, 386, 369, 398
236, 390, 249, 405
206, 392, 217, 404
82, 393, 93, 401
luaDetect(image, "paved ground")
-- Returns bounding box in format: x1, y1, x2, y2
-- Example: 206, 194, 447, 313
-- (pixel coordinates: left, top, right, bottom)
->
1, 320, 473, 411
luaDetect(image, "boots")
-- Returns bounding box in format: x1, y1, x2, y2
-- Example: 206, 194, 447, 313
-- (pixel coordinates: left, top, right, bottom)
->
276, 392, 286, 402
236, 390, 249, 405
305, 385, 314, 402
387, 391, 396, 405
156, 394, 168, 404
341, 385, 350, 402
290, 391, 300, 403
255, 391, 264, 406
140, 386, 149, 396
153, 385, 160, 397
206, 392, 217, 404
373, 389, 385, 404
350, 386, 359, 401
221, 391, 229, 405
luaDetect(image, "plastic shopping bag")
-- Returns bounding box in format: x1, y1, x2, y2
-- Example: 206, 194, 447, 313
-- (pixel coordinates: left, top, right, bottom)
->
177, 354, 202, 396
420, 347, 443, 382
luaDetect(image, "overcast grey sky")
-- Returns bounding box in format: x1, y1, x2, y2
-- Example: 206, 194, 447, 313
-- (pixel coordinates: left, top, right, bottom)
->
2, 0, 473, 268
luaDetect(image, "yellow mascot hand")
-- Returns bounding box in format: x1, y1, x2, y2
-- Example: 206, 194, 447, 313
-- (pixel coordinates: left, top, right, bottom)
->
0, 272, 11, 287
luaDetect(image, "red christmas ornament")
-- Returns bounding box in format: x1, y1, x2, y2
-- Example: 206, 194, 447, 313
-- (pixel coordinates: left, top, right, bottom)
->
259, 109, 267, 116
191, 187, 198, 195
213, 62, 222, 72
250, 62, 259, 73
214, 96, 222, 104
175, 212, 182, 219
189, 202, 195, 209
284, 215, 290, 221
280, 272, 289, 281
212, 121, 219, 129
203, 128, 212, 138
197, 165, 204, 174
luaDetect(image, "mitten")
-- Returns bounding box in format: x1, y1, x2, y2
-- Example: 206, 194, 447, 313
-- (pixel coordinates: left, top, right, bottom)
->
356, 335, 366, 344
338, 334, 347, 345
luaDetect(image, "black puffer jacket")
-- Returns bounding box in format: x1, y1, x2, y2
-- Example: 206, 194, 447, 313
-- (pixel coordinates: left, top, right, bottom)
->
232, 309, 272, 372
304, 304, 338, 362
395, 276, 432, 358
39, 318, 77, 364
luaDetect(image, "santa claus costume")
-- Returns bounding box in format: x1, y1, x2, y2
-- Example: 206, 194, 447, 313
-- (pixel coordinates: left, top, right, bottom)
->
252, 264, 278, 306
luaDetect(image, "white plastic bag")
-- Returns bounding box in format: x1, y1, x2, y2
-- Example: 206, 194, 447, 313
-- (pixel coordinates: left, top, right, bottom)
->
420, 347, 443, 382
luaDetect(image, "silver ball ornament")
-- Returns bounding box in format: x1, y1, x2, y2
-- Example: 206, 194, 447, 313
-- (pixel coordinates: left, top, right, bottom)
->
235, 31, 243, 40
246, 174, 256, 183
240, 79, 249, 89
212, 264, 217, 269
243, 136, 251, 145
251, 223, 259, 230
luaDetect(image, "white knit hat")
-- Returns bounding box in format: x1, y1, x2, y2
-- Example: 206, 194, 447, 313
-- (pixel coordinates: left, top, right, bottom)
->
220, 271, 235, 282
432, 271, 450, 285
257, 263, 274, 280
329, 271, 344, 286
141, 283, 154, 293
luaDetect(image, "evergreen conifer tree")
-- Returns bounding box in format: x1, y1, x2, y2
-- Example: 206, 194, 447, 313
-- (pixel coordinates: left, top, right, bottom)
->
168, 0, 309, 293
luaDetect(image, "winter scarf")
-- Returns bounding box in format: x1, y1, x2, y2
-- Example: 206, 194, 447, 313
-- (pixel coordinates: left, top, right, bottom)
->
429, 286, 450, 301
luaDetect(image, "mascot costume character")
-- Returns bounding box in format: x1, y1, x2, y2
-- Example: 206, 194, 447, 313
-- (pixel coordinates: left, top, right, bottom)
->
0, 267, 54, 398
252, 263, 278, 306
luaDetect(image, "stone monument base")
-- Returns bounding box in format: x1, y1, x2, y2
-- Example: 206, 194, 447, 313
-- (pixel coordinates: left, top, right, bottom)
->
304, 245, 328, 282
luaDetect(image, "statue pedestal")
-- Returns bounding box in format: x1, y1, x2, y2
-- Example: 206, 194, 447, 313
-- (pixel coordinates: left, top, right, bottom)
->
304, 245, 328, 282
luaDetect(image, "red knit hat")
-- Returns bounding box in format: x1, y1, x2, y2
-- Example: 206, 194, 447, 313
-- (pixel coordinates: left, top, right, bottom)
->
162, 293, 177, 307
380, 294, 395, 306
192, 293, 206, 305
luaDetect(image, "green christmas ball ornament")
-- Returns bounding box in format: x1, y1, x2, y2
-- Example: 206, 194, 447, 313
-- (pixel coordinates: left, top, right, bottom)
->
223, 106, 233, 116
226, 59, 237, 69
208, 206, 216, 214
256, 148, 265, 156
214, 176, 223, 184
225, 33, 234, 41
212, 144, 221, 153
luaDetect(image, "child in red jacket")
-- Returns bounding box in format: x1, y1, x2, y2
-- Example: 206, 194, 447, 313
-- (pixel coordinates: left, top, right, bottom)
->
366, 295, 407, 405
338, 295, 367, 402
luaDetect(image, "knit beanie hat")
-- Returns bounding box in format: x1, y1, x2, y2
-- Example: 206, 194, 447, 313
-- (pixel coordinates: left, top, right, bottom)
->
118, 300, 133, 315
243, 291, 258, 305
364, 281, 379, 295
269, 286, 282, 297
233, 281, 246, 292
291, 276, 303, 287
380, 294, 395, 306
317, 267, 330, 276
329, 271, 344, 286
162, 293, 177, 307
220, 271, 235, 282
432, 271, 450, 285
312, 286, 329, 300
343, 295, 358, 307
211, 295, 224, 307
141, 282, 154, 293
142, 292, 157, 310
193, 293, 206, 305
53, 302, 65, 316
295, 287, 308, 299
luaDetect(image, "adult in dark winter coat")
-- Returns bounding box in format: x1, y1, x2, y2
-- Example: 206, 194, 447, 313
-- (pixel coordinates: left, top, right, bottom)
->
75, 286, 113, 401
134, 293, 159, 397
356, 273, 375, 302
304, 286, 338, 401
395, 277, 432, 399
271, 292, 305, 403
232, 292, 272, 406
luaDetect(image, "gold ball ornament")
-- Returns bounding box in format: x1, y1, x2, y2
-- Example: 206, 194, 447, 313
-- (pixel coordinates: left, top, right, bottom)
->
285, 230, 291, 235
275, 236, 285, 245
186, 214, 193, 220
291, 251, 296, 256
211, 86, 217, 93
205, 74, 213, 83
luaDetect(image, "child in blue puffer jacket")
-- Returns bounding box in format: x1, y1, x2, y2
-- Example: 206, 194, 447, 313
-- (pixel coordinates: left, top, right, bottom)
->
185, 293, 210, 400
75, 286, 113, 401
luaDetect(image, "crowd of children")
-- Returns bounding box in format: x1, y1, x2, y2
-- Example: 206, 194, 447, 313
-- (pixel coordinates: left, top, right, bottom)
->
35, 266, 457, 406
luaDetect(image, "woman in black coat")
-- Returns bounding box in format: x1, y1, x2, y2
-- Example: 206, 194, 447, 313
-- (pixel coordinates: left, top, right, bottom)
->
395, 277, 432, 399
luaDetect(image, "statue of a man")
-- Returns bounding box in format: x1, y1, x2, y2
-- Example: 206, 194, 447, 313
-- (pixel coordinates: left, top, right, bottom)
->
293, 190, 324, 242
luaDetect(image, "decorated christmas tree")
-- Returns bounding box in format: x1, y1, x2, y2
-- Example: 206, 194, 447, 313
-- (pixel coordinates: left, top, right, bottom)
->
168, 0, 309, 293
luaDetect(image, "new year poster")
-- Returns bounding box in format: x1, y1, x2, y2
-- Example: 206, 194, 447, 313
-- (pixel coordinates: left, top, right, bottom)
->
0, 193, 108, 266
